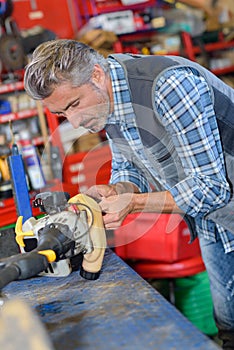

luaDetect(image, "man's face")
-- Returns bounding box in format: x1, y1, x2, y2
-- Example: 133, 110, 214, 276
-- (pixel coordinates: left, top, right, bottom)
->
43, 66, 112, 133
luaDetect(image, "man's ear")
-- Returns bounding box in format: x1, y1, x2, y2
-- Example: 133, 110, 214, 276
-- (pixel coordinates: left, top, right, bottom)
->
91, 64, 105, 86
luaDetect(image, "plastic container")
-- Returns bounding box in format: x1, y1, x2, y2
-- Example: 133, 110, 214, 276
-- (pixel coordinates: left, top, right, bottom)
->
174, 271, 218, 336
0, 99, 11, 114
19, 131, 46, 190
114, 213, 201, 263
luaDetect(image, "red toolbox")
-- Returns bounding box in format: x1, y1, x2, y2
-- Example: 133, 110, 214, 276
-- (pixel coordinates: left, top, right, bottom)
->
114, 213, 201, 263
63, 144, 112, 191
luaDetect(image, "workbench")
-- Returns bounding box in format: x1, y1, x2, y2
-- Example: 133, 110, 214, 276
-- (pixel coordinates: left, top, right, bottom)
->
2, 249, 220, 350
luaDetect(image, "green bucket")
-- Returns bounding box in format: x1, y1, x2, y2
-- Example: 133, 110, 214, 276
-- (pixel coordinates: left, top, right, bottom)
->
174, 271, 218, 336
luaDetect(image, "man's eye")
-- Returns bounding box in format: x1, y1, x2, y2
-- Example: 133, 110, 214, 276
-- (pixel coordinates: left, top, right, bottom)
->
56, 112, 65, 117
71, 100, 80, 108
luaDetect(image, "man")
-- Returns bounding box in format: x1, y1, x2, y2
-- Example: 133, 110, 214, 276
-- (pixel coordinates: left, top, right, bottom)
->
24, 39, 234, 348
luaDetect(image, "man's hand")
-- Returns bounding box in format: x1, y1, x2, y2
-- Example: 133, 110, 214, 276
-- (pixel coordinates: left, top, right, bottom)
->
85, 182, 139, 202
99, 193, 135, 230
85, 184, 117, 201
96, 189, 183, 230
85, 182, 140, 229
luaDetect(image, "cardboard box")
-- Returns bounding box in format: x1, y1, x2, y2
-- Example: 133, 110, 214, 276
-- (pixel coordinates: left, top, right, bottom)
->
78, 29, 117, 50
74, 132, 101, 153
206, 0, 234, 31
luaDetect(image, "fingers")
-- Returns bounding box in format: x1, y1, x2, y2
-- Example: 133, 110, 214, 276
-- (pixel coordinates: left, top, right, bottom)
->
102, 212, 123, 230
85, 184, 117, 201
99, 194, 132, 229
85, 189, 134, 230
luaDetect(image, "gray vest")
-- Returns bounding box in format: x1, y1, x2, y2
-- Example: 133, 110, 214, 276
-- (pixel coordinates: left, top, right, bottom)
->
108, 53, 234, 234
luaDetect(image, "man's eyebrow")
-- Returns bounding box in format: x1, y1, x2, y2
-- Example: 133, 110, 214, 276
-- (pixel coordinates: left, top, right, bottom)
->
51, 97, 79, 114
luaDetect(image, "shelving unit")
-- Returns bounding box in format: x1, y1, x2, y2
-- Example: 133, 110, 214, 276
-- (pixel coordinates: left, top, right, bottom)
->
0, 80, 24, 94
0, 78, 45, 146
181, 31, 234, 76
113, 30, 180, 55
76, 0, 170, 52
75, 0, 157, 27
0, 74, 42, 225
75, 0, 234, 74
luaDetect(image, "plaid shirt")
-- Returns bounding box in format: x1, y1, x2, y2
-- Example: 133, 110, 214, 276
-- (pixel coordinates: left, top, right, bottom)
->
106, 56, 234, 253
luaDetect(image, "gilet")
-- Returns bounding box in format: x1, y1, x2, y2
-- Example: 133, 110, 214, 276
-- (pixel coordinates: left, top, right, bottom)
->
106, 53, 234, 235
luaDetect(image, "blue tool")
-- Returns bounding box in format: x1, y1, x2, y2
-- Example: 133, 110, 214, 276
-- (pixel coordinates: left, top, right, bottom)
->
7, 143, 32, 222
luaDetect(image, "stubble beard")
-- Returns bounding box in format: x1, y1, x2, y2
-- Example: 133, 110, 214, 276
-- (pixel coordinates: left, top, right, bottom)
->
88, 83, 111, 133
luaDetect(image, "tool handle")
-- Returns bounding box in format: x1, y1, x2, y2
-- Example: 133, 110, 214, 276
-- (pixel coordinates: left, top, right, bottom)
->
7, 144, 32, 222
0, 265, 19, 290
0, 251, 49, 290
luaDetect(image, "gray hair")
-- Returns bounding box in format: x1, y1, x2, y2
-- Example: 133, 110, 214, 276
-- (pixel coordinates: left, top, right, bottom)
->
24, 39, 109, 100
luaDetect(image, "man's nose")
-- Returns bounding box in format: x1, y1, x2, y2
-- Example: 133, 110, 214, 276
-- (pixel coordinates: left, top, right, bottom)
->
65, 111, 82, 128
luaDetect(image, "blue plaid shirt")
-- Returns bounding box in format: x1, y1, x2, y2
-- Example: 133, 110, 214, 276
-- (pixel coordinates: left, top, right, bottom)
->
106, 56, 234, 253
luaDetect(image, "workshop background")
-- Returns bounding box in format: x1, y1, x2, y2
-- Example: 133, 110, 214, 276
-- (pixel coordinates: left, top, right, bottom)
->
0, 0, 233, 343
